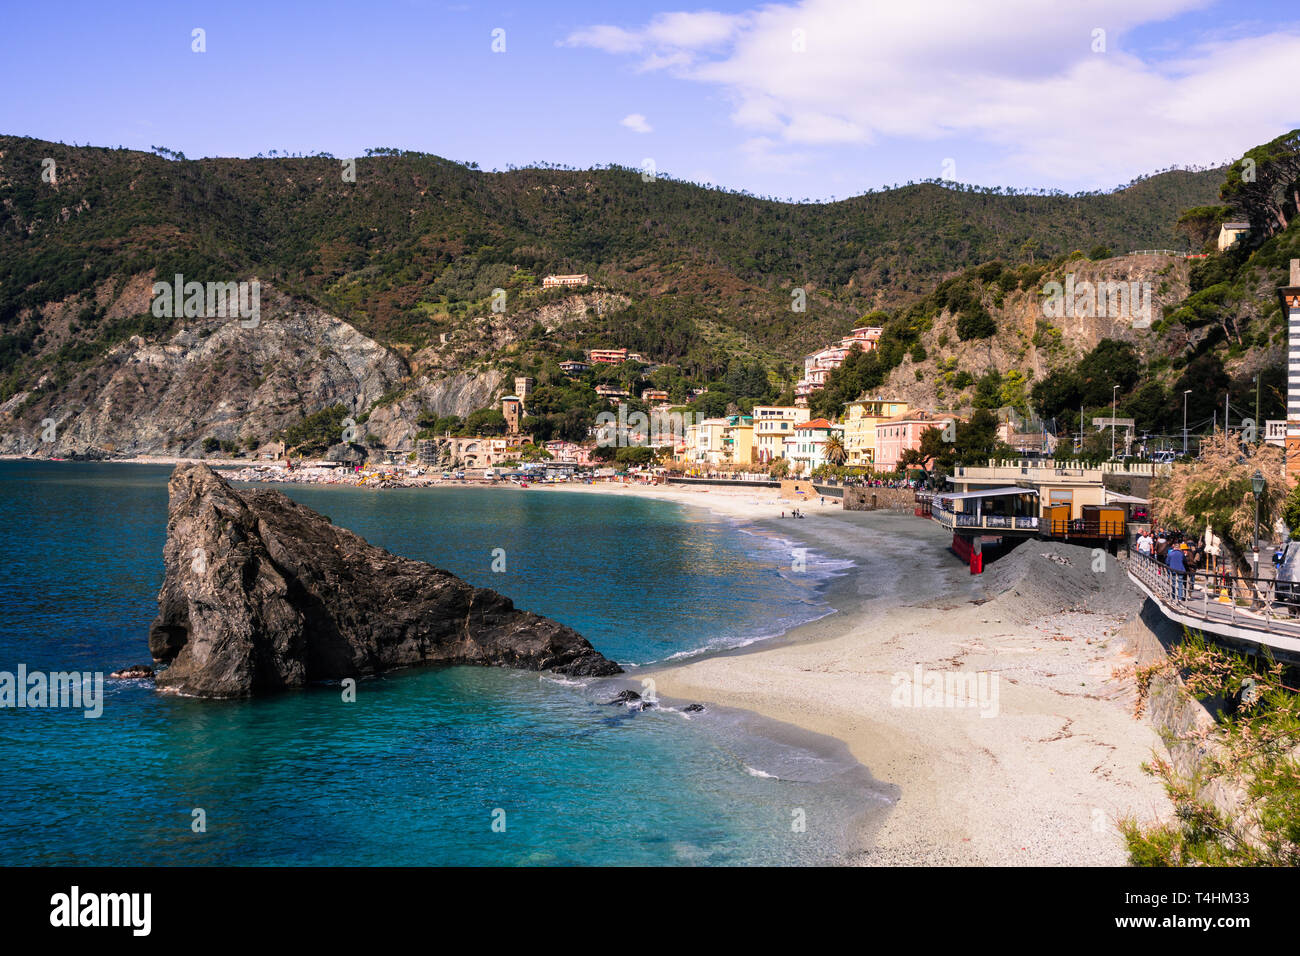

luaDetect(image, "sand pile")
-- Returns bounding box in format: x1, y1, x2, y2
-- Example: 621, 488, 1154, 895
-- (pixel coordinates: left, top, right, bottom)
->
981, 540, 1140, 623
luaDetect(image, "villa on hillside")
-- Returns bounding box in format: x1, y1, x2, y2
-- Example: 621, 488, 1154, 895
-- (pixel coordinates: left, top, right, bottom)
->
1217, 222, 1250, 251
542, 273, 589, 288
559, 359, 590, 374
594, 384, 631, 401
588, 348, 628, 365
795, 326, 883, 404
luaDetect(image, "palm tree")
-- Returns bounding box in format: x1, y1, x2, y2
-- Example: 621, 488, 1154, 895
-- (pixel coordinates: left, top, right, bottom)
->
824, 433, 847, 466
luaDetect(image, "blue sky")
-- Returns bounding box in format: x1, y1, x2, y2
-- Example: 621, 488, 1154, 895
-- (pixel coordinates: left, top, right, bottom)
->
2, 0, 1297, 200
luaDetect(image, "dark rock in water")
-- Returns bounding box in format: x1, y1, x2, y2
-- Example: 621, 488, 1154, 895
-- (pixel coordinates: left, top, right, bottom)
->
604, 690, 642, 705
682, 703, 705, 713
148, 463, 621, 697
110, 665, 155, 680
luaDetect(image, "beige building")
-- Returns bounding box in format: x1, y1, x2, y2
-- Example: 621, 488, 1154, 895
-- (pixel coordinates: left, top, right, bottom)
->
1217, 222, 1250, 251
542, 274, 590, 288
841, 398, 909, 466
752, 405, 811, 462
685, 418, 730, 469
947, 459, 1170, 522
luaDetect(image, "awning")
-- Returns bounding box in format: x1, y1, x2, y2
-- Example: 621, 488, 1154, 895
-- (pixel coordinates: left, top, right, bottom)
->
1103, 491, 1149, 505
938, 486, 1039, 501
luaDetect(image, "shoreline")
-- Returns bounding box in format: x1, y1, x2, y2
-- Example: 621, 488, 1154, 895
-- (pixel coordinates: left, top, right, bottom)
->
9, 458, 1171, 864
530, 480, 1171, 864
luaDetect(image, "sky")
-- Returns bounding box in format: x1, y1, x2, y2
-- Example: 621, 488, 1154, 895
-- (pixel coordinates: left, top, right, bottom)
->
2, 0, 1297, 201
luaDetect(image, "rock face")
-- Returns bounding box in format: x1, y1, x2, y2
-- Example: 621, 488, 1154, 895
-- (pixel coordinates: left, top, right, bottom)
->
0, 283, 409, 458
148, 463, 621, 697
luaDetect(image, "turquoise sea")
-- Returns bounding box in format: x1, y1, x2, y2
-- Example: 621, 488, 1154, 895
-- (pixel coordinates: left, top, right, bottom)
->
0, 462, 886, 866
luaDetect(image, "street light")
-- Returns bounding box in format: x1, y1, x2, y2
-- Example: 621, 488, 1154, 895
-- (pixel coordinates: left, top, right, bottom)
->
1111, 385, 1119, 460
1252, 468, 1266, 567
1182, 389, 1192, 455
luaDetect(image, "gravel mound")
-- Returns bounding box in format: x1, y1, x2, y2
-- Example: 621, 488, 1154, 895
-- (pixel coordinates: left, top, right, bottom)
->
980, 540, 1141, 623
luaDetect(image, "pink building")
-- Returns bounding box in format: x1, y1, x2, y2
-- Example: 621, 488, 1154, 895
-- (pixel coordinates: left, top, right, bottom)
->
873, 412, 945, 472
795, 327, 882, 402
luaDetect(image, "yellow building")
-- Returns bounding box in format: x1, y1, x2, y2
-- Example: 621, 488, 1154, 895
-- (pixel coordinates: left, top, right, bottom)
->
685, 418, 730, 469
841, 398, 909, 466
722, 417, 755, 465
752, 405, 810, 462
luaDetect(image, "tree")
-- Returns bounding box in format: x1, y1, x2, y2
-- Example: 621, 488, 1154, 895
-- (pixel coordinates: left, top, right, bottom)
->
898, 447, 928, 472
824, 432, 847, 465
1175, 205, 1233, 249
1220, 129, 1300, 239
956, 305, 997, 340
464, 407, 507, 435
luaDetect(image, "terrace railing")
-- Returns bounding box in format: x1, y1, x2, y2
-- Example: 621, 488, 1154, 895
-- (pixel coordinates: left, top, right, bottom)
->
930, 500, 1039, 533
1128, 551, 1300, 637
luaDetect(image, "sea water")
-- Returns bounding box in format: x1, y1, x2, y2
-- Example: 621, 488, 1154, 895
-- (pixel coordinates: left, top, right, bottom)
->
0, 462, 886, 866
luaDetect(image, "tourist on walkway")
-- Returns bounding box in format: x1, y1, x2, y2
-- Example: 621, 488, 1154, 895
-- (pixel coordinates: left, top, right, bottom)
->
1166, 543, 1188, 601
1136, 530, 1152, 558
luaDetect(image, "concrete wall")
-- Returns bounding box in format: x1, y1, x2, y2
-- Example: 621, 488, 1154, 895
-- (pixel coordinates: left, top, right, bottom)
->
843, 486, 916, 510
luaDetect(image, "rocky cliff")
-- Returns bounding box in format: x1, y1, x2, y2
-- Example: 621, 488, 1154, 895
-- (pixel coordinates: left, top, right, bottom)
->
148, 463, 621, 696
881, 253, 1200, 411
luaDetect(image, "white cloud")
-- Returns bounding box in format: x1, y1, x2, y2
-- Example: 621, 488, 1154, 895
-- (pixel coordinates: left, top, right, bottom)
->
565, 0, 1300, 188
621, 113, 654, 134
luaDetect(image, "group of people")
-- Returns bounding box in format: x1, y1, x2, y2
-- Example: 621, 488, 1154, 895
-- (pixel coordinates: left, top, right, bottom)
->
1135, 527, 1202, 601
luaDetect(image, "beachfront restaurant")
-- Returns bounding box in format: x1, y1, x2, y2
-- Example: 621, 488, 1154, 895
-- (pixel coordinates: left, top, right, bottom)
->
931, 487, 1041, 534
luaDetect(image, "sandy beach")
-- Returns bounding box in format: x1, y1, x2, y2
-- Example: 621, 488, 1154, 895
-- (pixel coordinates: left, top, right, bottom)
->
15, 460, 1173, 864
537, 480, 1173, 865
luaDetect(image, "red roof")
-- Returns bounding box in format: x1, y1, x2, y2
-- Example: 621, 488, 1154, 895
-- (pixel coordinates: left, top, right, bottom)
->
798, 418, 834, 430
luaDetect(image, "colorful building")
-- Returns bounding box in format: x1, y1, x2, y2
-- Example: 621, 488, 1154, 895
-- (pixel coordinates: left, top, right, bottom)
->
685, 418, 730, 469
752, 405, 811, 462
841, 397, 909, 466
721, 415, 756, 465
874, 412, 945, 472
588, 348, 628, 365
795, 326, 883, 403
783, 418, 842, 472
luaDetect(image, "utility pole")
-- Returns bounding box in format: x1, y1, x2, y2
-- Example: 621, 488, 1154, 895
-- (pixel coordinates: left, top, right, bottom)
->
1183, 389, 1191, 455
1111, 385, 1118, 460
1255, 374, 1261, 442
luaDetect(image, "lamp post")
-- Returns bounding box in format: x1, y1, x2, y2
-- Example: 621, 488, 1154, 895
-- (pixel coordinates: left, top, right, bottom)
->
1182, 389, 1191, 455
1252, 469, 1265, 560
1111, 385, 1119, 460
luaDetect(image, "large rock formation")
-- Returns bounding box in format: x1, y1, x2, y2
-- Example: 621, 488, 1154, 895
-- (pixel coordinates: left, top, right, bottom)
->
148, 463, 620, 697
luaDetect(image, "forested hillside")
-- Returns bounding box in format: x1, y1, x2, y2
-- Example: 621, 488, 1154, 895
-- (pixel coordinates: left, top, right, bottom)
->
0, 132, 1249, 457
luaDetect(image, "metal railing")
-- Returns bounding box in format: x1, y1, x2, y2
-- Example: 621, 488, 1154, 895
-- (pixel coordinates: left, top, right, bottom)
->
1128, 552, 1300, 636
1048, 518, 1126, 539
930, 500, 1039, 532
